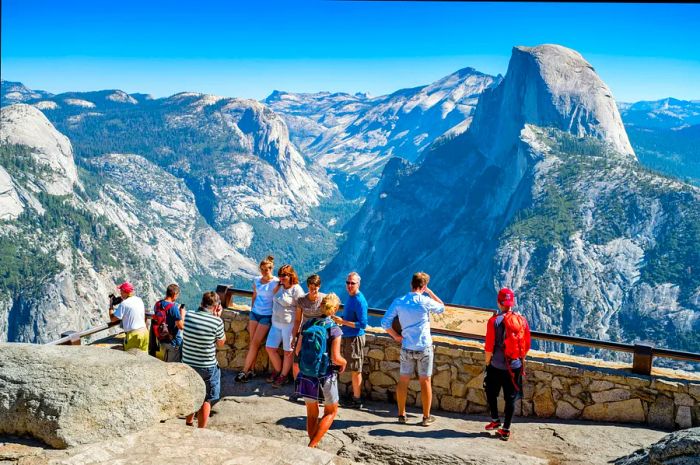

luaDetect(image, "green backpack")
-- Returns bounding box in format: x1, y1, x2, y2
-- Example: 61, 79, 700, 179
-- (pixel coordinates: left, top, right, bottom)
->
299, 318, 334, 378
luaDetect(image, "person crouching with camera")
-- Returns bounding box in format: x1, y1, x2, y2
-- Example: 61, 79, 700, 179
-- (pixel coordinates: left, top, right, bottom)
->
109, 281, 149, 352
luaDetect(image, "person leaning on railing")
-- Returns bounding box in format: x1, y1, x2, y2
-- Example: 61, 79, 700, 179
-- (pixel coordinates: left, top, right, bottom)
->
109, 281, 149, 352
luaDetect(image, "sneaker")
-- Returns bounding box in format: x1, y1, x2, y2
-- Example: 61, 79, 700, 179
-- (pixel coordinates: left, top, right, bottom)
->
266, 371, 279, 383
485, 420, 501, 431
234, 371, 247, 383
397, 415, 407, 424
421, 415, 436, 427
289, 392, 302, 402
272, 374, 289, 388
347, 397, 363, 409
496, 428, 511, 441
244, 371, 254, 382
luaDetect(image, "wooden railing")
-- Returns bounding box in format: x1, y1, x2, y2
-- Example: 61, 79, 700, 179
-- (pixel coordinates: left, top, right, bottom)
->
215, 285, 700, 376
47, 285, 700, 376
47, 321, 122, 346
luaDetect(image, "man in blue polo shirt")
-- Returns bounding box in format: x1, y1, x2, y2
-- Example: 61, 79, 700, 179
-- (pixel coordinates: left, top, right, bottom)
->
382, 272, 444, 427
332, 271, 368, 409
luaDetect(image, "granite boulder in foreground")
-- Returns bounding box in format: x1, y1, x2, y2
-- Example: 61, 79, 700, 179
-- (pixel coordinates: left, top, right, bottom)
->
0, 343, 205, 448
614, 427, 700, 465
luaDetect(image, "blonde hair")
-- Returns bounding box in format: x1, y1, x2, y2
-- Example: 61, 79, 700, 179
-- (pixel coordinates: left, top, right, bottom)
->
320, 292, 341, 317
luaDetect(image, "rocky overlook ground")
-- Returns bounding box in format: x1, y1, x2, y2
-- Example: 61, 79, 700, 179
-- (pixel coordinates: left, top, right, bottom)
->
1, 370, 673, 465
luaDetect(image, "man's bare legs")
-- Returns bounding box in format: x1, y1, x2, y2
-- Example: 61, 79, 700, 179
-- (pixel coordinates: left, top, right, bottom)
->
396, 374, 410, 416
419, 376, 432, 418
351, 371, 362, 399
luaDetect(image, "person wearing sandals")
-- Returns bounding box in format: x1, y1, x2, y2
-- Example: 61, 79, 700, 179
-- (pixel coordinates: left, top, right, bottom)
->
266, 264, 305, 388
235, 256, 278, 383
381, 272, 444, 427
295, 293, 347, 448
290, 274, 326, 399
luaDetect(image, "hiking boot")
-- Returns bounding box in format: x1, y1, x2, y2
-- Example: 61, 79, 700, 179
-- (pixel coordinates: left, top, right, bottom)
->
272, 374, 289, 388
421, 415, 436, 427
266, 371, 279, 383
485, 420, 501, 430
397, 415, 407, 424
496, 428, 511, 441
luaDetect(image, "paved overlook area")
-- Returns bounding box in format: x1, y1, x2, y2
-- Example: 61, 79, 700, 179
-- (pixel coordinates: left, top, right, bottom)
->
1, 371, 668, 465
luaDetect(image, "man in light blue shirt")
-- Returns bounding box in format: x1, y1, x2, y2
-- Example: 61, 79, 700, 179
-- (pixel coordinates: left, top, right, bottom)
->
381, 272, 444, 427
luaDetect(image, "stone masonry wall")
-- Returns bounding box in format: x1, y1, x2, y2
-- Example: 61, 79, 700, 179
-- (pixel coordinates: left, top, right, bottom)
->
218, 309, 700, 430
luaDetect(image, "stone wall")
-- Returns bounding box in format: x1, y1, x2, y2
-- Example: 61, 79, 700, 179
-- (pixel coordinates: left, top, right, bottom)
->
218, 309, 700, 430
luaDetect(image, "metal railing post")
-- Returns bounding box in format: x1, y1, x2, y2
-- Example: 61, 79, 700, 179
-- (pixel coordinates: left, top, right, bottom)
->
632, 343, 654, 375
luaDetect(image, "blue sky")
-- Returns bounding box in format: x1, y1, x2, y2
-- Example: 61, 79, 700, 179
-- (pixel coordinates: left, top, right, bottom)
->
2, 0, 699, 102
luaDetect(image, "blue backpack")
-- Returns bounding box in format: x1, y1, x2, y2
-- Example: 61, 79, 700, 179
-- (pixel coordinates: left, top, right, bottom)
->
299, 318, 334, 378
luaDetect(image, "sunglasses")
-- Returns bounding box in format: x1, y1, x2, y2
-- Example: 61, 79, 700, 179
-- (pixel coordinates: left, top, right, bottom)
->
346, 281, 358, 285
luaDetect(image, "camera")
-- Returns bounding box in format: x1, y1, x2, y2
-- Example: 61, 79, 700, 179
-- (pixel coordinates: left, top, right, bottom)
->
109, 293, 123, 307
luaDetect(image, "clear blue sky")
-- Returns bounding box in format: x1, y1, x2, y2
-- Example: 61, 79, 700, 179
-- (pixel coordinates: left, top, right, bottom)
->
2, 1, 699, 102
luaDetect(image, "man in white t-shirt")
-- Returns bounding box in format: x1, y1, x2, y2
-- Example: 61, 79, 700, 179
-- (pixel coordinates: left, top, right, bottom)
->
109, 281, 149, 351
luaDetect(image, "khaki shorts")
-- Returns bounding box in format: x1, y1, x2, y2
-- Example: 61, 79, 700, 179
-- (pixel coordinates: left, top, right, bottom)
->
341, 335, 365, 372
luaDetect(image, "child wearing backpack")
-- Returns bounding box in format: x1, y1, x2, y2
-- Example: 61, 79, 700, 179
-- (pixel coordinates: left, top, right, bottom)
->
295, 292, 347, 448
483, 287, 531, 441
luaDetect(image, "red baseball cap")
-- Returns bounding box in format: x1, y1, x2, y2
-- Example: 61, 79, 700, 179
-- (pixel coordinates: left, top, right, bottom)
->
117, 282, 134, 293
497, 288, 515, 307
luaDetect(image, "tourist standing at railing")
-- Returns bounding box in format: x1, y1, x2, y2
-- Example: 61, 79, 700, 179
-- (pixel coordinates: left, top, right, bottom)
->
150, 283, 185, 362
109, 281, 149, 352
381, 272, 444, 427
291, 274, 326, 388
332, 271, 368, 409
182, 291, 226, 428
235, 256, 278, 383
295, 292, 347, 448
266, 264, 305, 388
483, 287, 531, 441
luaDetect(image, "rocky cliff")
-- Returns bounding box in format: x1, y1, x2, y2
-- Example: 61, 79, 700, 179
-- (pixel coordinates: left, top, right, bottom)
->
0, 104, 257, 343
266, 68, 498, 196
322, 45, 700, 361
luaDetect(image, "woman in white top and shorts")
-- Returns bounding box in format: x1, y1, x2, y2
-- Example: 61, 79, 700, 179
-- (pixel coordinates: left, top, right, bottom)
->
266, 264, 305, 388
235, 256, 278, 383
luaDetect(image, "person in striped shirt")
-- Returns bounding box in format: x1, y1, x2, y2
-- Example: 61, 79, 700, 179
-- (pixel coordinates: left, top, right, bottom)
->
182, 291, 226, 428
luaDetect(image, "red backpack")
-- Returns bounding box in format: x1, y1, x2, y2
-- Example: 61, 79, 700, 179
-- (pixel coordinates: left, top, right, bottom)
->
152, 300, 175, 342
502, 311, 531, 363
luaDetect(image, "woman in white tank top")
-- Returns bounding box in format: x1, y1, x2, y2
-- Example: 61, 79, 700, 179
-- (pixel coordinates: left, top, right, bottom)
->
235, 256, 279, 383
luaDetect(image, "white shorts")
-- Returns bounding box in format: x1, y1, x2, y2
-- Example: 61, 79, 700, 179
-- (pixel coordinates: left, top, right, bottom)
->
266, 322, 294, 351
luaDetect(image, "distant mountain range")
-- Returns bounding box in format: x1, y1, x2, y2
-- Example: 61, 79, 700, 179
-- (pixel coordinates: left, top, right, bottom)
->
1, 48, 699, 365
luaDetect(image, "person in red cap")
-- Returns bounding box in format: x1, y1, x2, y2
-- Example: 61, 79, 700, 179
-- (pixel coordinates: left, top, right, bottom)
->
109, 281, 149, 351
483, 287, 531, 441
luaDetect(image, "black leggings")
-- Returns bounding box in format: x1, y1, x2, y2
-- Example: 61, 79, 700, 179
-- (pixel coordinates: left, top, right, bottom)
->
485, 364, 522, 429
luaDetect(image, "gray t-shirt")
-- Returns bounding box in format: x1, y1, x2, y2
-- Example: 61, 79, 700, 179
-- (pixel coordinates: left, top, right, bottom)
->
297, 292, 326, 320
